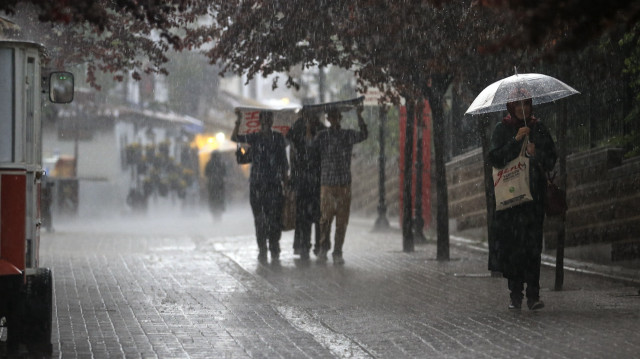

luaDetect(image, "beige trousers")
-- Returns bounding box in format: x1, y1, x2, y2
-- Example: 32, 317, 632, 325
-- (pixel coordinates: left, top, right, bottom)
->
319, 185, 351, 254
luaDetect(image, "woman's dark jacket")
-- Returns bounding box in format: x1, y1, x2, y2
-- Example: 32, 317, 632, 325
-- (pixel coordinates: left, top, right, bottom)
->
487, 115, 557, 277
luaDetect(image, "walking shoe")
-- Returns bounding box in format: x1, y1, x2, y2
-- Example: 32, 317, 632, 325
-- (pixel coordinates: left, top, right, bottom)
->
508, 300, 522, 310
300, 251, 310, 261
528, 300, 545, 310
332, 253, 345, 265
316, 250, 328, 263
270, 251, 280, 261
258, 251, 268, 264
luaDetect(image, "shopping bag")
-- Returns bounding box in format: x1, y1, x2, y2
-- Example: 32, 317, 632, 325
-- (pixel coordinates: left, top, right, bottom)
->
281, 186, 296, 231
493, 140, 533, 211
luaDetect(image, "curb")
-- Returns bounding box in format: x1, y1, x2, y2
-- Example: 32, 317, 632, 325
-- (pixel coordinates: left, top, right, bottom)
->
350, 217, 640, 287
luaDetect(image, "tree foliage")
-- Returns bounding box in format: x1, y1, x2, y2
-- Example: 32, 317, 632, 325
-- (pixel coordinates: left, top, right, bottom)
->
618, 22, 640, 158
1, 1, 210, 89
478, 0, 640, 55
3, 0, 638, 92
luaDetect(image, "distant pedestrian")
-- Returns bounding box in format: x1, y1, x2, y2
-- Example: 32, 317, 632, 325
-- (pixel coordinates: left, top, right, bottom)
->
232, 111, 289, 263
487, 90, 557, 310
311, 105, 368, 264
204, 151, 226, 220
286, 110, 326, 260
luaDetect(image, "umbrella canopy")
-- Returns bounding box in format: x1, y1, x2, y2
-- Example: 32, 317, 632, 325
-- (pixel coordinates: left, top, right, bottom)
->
302, 96, 364, 114
465, 73, 579, 115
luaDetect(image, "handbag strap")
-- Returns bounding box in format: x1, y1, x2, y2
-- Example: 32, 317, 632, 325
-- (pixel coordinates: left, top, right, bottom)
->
518, 135, 529, 157
537, 161, 557, 185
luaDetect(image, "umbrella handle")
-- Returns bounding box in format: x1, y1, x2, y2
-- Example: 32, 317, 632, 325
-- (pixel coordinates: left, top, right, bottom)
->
520, 102, 531, 146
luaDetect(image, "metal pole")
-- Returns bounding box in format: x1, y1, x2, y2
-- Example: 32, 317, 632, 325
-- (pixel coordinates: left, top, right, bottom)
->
374, 105, 390, 231
555, 102, 568, 290
413, 100, 427, 243
318, 67, 325, 103
402, 98, 415, 252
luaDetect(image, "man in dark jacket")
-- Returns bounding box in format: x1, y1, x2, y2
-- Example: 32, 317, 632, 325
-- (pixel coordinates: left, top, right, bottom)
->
232, 111, 289, 263
286, 110, 326, 260
488, 92, 557, 310
204, 151, 226, 220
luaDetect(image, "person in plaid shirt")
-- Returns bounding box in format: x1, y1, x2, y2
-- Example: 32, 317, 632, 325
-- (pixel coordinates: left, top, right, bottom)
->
310, 105, 367, 264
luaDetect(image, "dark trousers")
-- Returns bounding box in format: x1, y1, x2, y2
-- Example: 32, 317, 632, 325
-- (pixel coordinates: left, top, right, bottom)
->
497, 202, 544, 304
507, 255, 541, 304
250, 181, 283, 254
293, 178, 321, 254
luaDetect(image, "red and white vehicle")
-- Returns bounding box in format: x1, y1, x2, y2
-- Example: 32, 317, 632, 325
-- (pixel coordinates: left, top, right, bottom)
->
0, 39, 73, 352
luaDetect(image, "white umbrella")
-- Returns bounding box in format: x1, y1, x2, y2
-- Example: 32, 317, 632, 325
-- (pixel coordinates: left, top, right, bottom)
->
465, 73, 579, 115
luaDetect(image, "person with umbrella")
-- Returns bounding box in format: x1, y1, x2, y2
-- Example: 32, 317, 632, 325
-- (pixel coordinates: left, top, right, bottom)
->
286, 110, 326, 260
311, 105, 368, 265
467, 72, 578, 310
232, 110, 289, 263
487, 88, 557, 310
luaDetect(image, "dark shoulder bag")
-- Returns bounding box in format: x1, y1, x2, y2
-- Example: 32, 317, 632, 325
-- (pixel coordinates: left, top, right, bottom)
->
544, 171, 568, 217
236, 144, 252, 164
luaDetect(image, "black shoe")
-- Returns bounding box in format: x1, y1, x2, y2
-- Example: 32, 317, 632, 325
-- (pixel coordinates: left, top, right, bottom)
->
528, 300, 545, 310
258, 252, 268, 264
271, 251, 280, 261
300, 251, 310, 260
508, 300, 522, 310
317, 250, 328, 263
332, 253, 345, 265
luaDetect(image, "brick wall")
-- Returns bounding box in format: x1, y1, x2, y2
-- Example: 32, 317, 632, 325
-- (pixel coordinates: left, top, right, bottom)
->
445, 146, 640, 263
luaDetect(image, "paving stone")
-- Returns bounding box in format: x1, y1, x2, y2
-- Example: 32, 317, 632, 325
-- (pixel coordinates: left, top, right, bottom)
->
1, 206, 639, 358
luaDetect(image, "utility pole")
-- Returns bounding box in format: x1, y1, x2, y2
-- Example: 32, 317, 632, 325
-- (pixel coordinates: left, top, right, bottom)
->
555, 101, 568, 291
402, 98, 415, 252
318, 67, 325, 103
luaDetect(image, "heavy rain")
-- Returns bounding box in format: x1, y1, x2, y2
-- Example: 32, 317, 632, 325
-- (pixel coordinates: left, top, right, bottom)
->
1, 1, 640, 358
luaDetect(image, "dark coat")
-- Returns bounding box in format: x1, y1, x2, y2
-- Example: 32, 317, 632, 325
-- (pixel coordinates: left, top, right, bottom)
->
487, 115, 557, 279
205, 152, 226, 210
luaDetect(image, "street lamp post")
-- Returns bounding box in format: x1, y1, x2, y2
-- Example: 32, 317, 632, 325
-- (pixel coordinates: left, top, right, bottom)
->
413, 100, 427, 243
402, 98, 415, 252
374, 105, 390, 231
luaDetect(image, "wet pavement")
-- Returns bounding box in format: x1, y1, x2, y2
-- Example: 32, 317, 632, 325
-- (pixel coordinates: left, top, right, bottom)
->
2, 204, 640, 358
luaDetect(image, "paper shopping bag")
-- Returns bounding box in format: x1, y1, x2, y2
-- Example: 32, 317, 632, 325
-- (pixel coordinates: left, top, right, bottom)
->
493, 141, 533, 211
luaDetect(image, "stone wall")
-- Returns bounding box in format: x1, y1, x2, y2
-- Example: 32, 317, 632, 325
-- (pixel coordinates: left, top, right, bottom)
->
446, 146, 640, 264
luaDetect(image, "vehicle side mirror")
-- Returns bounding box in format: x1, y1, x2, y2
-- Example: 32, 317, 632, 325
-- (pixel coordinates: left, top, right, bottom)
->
49, 71, 74, 103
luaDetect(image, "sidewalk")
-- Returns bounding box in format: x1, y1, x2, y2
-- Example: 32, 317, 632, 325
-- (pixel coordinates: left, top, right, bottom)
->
350, 216, 640, 287
2, 207, 639, 358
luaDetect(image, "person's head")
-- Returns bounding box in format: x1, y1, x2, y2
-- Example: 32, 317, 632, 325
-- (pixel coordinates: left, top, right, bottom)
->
303, 110, 321, 127
259, 111, 274, 132
326, 108, 342, 128
506, 87, 533, 121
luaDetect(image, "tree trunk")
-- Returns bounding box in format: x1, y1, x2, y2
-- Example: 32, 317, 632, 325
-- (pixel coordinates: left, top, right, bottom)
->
426, 75, 452, 261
